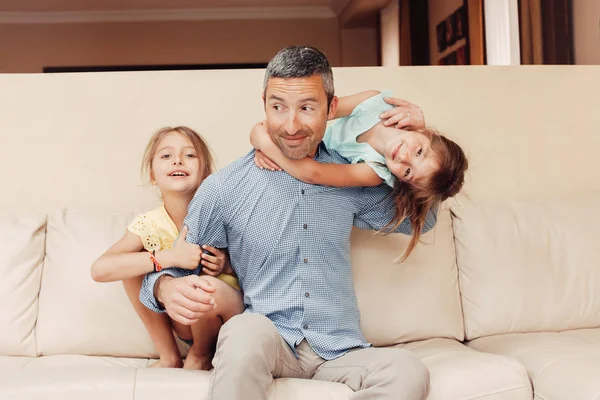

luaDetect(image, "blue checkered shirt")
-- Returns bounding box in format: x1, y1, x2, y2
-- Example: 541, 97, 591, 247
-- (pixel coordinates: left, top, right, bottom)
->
140, 143, 437, 360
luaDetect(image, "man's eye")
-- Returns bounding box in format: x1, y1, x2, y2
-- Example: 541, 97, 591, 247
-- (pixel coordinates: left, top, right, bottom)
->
417, 148, 423, 156
302, 106, 313, 112
404, 167, 411, 177
273, 105, 283, 111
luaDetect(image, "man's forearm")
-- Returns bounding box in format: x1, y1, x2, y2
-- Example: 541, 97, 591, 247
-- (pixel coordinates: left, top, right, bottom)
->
153, 275, 173, 308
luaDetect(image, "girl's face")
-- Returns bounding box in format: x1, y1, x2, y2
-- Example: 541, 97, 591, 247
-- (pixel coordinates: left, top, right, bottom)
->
383, 130, 440, 184
151, 131, 202, 195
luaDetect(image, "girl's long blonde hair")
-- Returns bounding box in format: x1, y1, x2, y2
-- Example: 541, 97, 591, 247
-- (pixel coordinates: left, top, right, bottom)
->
141, 126, 214, 186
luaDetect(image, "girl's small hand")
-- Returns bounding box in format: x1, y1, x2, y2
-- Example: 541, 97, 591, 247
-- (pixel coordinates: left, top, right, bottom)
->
169, 226, 203, 270
254, 150, 281, 171
380, 97, 425, 130
200, 245, 228, 276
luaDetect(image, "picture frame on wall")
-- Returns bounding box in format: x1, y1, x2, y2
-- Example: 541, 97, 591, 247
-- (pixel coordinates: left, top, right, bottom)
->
436, 21, 447, 53
454, 5, 468, 40
436, 2, 471, 66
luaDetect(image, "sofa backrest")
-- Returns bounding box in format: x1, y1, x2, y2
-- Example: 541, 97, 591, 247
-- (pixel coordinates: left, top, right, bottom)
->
452, 195, 600, 340
0, 215, 45, 357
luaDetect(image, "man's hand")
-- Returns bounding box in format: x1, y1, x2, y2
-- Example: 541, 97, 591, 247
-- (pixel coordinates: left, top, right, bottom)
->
156, 275, 216, 325
379, 97, 426, 130
162, 226, 203, 270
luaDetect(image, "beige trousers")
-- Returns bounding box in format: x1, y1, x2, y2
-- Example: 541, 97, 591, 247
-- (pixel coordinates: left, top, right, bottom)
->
208, 313, 430, 400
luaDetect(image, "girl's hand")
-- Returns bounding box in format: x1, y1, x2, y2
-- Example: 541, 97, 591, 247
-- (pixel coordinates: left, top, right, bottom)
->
380, 97, 425, 130
199, 245, 229, 276
254, 150, 281, 171
167, 226, 203, 270
250, 121, 282, 171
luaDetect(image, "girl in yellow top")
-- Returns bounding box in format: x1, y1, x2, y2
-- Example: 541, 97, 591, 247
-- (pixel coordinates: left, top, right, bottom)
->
92, 126, 242, 370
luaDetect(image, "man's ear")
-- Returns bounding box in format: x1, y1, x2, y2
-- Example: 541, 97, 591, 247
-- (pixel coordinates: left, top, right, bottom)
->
262, 93, 266, 111
327, 95, 339, 120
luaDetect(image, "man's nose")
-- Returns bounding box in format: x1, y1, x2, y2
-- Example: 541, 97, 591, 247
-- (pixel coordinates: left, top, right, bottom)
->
285, 113, 301, 136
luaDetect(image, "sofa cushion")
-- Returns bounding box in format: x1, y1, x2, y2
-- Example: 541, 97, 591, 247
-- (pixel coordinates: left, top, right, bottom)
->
0, 214, 45, 357
395, 338, 532, 399
0, 365, 137, 400
451, 195, 600, 340
469, 329, 600, 400
36, 209, 187, 358
352, 203, 464, 345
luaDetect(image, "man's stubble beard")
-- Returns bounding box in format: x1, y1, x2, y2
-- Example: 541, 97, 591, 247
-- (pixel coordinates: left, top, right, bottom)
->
276, 137, 313, 160
272, 128, 320, 160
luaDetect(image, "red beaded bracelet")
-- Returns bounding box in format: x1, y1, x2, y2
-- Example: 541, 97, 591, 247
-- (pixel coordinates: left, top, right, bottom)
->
149, 250, 162, 272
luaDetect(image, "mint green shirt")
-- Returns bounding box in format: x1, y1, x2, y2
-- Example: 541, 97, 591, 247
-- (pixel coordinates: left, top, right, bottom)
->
323, 90, 396, 187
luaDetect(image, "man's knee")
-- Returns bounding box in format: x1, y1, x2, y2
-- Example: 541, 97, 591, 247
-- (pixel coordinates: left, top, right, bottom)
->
217, 313, 278, 351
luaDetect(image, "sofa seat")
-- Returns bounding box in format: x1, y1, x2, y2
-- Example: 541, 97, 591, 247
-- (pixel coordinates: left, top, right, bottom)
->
396, 338, 533, 399
0, 339, 534, 400
0, 354, 352, 400
468, 329, 600, 400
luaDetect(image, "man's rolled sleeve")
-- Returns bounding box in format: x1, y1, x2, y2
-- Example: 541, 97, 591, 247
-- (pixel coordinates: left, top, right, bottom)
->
139, 174, 228, 313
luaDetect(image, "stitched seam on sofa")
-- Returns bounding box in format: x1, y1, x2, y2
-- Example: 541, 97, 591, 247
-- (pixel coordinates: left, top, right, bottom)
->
535, 355, 599, 378
33, 215, 48, 357
534, 394, 548, 400
449, 205, 469, 341
466, 383, 529, 399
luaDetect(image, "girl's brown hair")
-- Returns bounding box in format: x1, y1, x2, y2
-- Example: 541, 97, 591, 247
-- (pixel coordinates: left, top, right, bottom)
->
141, 126, 214, 185
384, 127, 468, 261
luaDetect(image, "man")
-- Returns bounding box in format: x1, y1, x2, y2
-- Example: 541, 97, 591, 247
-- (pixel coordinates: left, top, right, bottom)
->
140, 46, 436, 399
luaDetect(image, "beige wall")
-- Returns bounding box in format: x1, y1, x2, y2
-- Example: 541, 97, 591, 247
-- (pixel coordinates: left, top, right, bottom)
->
573, 0, 600, 65
428, 0, 465, 64
0, 18, 378, 73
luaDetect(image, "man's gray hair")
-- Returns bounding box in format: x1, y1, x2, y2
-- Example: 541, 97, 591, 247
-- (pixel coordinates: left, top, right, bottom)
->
263, 46, 335, 107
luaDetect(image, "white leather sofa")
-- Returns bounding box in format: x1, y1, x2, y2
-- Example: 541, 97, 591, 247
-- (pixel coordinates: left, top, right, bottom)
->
1, 66, 599, 400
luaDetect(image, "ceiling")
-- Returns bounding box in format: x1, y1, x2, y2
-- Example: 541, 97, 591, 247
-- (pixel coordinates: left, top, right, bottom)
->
0, 0, 349, 13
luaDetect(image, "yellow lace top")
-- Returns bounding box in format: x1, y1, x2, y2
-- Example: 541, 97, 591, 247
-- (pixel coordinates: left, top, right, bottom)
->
128, 206, 239, 290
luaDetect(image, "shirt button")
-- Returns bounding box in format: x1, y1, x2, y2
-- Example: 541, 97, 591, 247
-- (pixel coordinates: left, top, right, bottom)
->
303, 324, 309, 330
305, 292, 310, 298
303, 223, 308, 229
303, 258, 308, 263
301, 189, 305, 195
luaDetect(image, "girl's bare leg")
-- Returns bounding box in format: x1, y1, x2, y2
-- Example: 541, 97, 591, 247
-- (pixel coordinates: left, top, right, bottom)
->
122, 276, 182, 368
171, 276, 244, 370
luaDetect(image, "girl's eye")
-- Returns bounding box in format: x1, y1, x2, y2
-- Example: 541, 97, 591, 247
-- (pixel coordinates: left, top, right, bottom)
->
404, 167, 411, 177
185, 153, 196, 158
161, 154, 171, 159
417, 148, 423, 156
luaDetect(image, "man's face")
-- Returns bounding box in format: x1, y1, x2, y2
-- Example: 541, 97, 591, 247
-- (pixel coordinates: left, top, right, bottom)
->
263, 75, 337, 159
